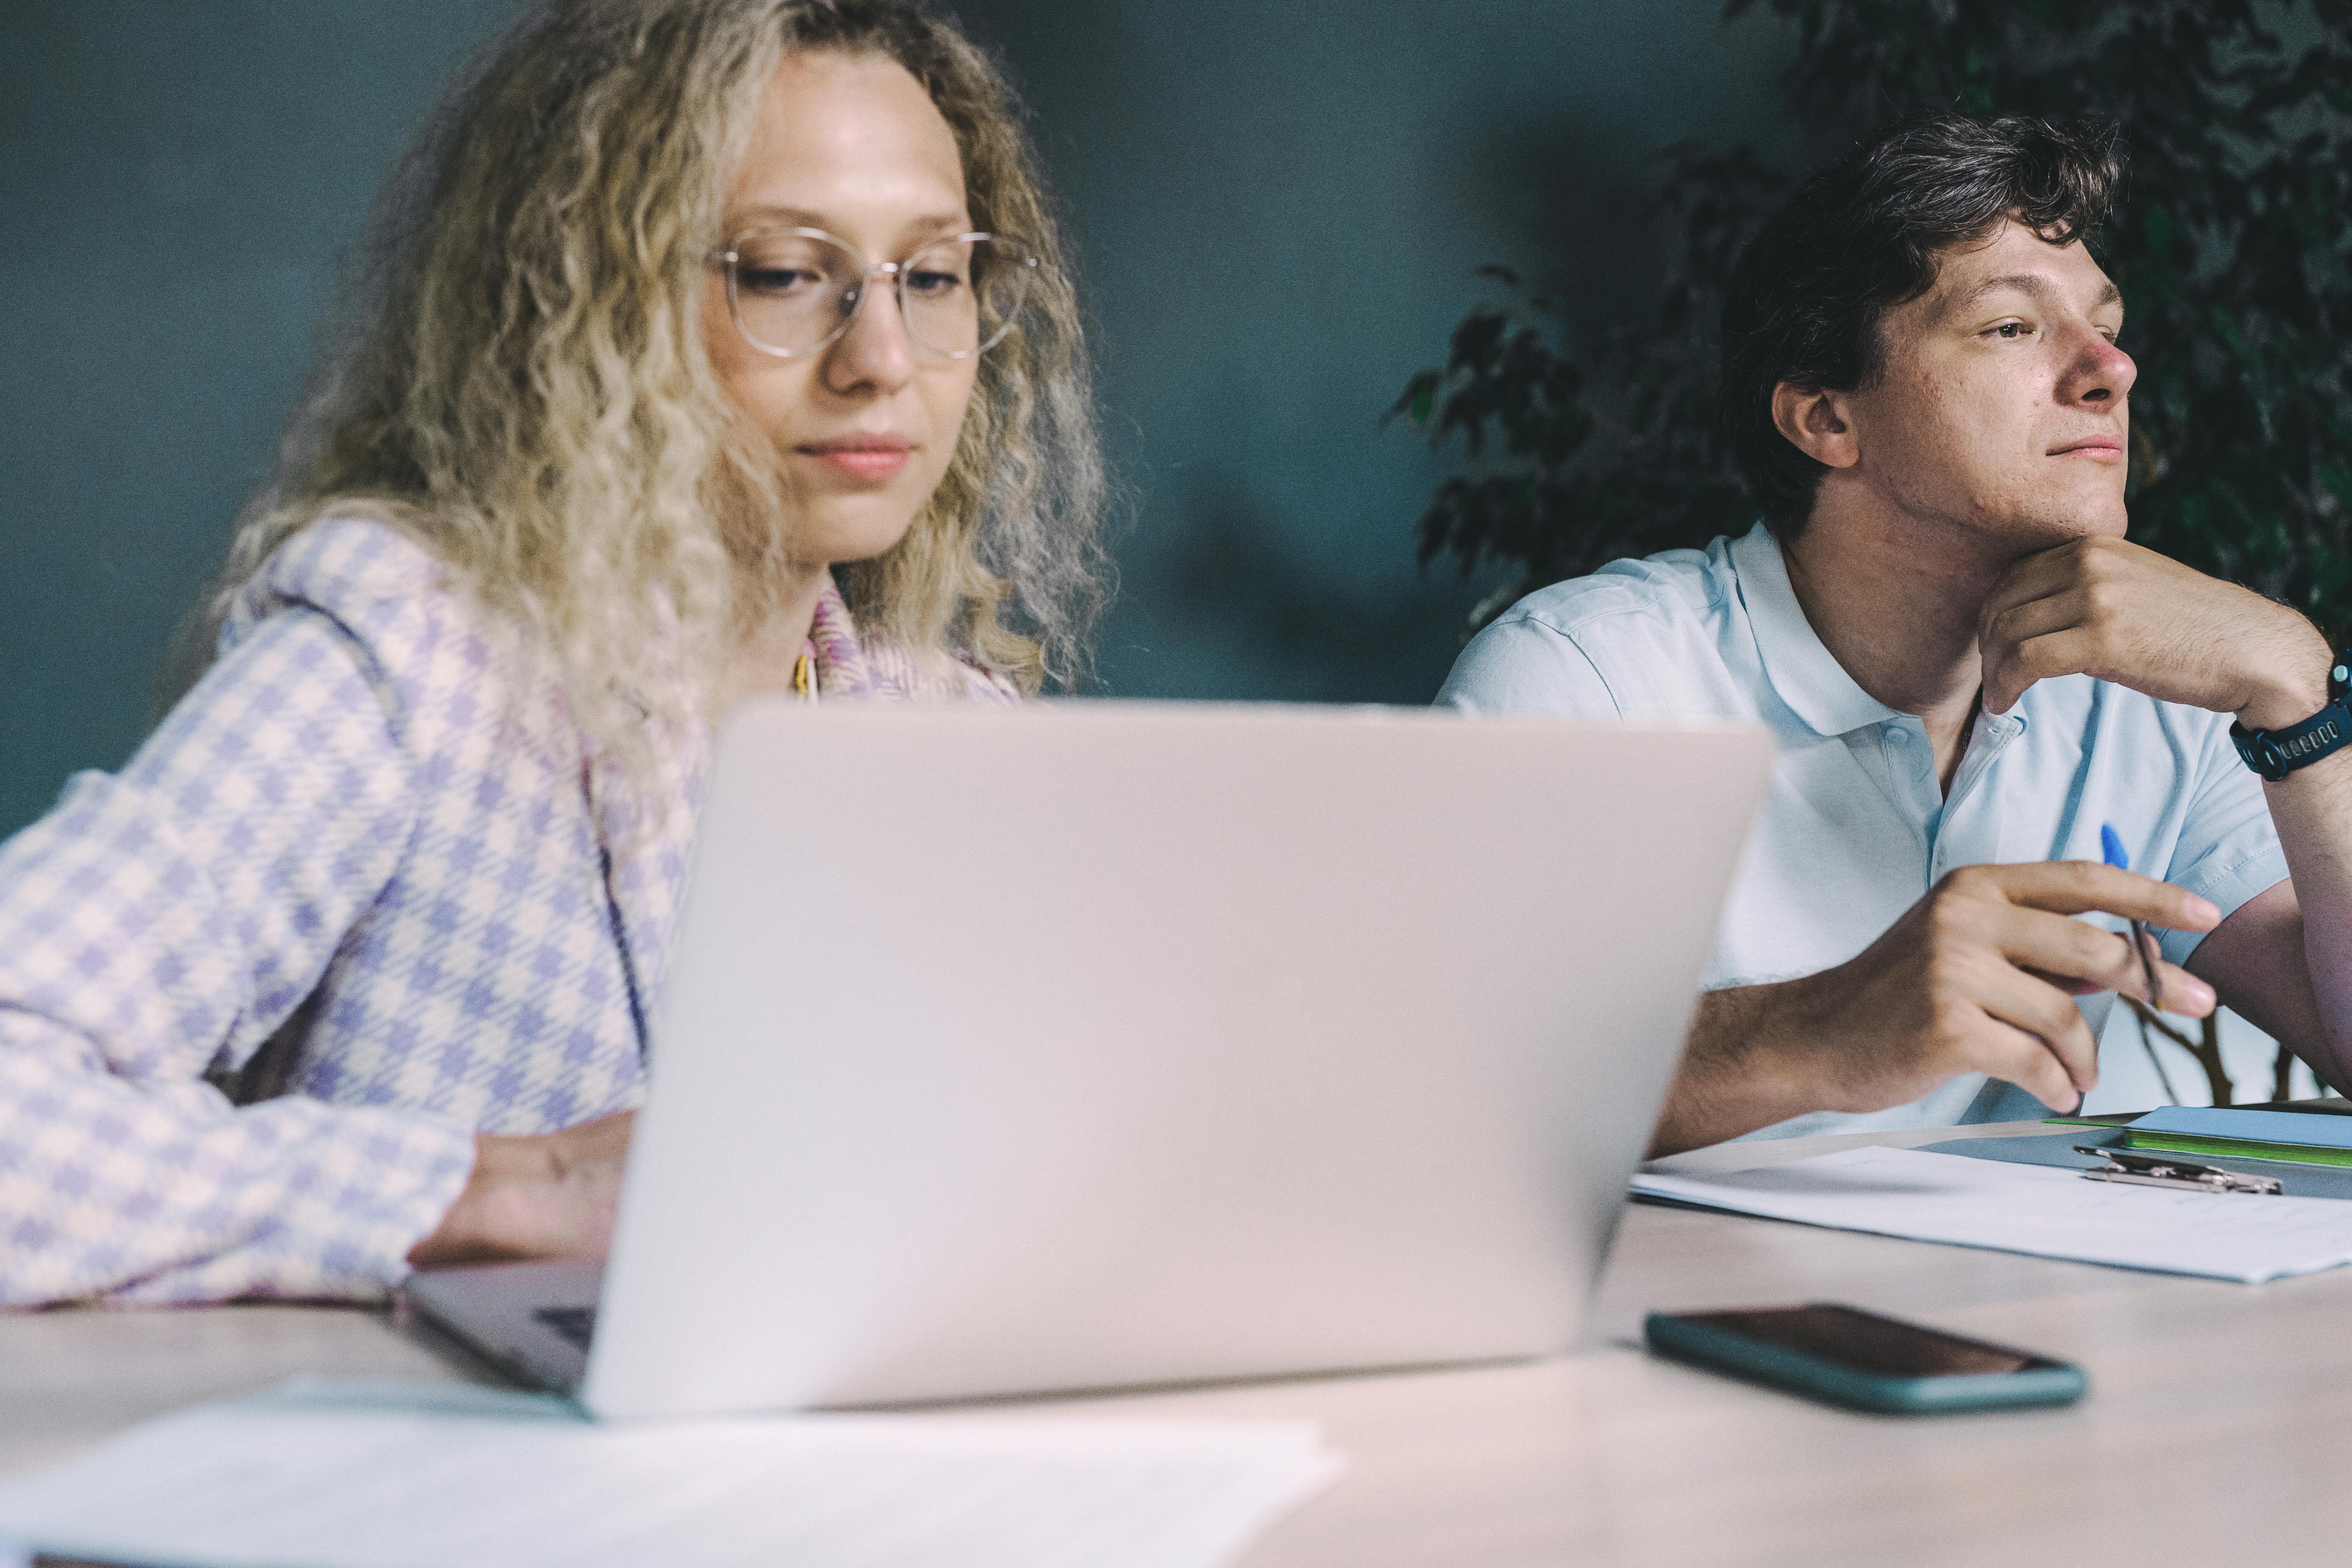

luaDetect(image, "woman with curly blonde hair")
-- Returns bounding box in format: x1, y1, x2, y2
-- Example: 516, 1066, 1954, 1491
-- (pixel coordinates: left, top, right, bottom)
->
0, 0, 1107, 1305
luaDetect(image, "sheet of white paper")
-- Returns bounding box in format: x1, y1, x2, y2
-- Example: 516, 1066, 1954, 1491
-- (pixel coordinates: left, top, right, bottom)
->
1633, 1144, 2352, 1283
0, 1379, 1341, 1568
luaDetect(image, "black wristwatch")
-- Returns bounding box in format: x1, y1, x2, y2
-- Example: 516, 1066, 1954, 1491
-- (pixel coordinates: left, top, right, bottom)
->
2231, 650, 2352, 782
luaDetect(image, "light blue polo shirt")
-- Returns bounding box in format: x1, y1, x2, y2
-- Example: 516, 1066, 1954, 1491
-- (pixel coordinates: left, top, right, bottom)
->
1437, 522, 2291, 1138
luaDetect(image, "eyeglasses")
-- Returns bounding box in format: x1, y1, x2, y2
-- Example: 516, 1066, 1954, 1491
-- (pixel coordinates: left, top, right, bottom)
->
707, 227, 1038, 360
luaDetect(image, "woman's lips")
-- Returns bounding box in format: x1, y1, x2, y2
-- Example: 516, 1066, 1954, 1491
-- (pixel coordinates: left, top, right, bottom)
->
796, 440, 913, 481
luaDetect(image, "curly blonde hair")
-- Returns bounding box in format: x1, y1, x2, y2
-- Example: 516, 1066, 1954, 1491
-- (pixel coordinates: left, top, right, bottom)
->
182, 0, 1106, 751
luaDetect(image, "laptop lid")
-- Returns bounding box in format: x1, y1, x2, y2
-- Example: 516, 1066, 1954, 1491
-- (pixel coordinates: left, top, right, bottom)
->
581, 701, 1769, 1417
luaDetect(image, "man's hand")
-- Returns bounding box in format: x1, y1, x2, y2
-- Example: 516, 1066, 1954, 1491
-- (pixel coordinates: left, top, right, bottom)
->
1653, 863, 2219, 1156
408, 1111, 635, 1270
1980, 536, 2330, 729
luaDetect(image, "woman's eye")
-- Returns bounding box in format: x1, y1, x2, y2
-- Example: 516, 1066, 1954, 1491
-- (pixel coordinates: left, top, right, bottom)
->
904, 269, 967, 298
740, 266, 823, 296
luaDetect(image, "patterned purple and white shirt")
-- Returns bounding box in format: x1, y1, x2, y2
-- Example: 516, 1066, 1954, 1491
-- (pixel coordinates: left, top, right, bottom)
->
0, 519, 1015, 1307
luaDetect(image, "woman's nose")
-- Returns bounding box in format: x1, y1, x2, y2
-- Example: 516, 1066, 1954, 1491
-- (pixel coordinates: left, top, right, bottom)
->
824, 277, 918, 396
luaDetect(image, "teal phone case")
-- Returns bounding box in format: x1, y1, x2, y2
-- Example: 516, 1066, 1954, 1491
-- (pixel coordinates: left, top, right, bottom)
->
1644, 1307, 2087, 1414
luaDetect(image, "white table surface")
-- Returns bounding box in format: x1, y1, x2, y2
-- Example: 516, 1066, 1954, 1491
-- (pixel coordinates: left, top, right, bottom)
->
9, 1118, 2349, 1567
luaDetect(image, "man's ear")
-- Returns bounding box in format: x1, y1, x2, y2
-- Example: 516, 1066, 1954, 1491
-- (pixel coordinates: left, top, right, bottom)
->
1770, 382, 1860, 470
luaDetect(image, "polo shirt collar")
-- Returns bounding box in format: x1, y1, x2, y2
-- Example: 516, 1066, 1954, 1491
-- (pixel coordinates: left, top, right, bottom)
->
1728, 521, 1903, 738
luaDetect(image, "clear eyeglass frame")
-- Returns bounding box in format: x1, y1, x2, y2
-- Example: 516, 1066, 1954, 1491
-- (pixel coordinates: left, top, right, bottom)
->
706, 225, 1039, 361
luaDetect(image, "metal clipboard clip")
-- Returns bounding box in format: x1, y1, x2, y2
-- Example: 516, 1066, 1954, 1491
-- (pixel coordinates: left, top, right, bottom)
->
2075, 1145, 2282, 1196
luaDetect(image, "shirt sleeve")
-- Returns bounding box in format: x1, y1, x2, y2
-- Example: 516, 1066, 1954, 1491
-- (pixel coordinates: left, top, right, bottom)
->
2156, 714, 2292, 967
0, 608, 477, 1307
1435, 610, 1623, 719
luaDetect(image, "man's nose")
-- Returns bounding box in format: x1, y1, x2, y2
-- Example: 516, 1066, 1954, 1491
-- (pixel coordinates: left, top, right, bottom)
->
2063, 326, 2136, 407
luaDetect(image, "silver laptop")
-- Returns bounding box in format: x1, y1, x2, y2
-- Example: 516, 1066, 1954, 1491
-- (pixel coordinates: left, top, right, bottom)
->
405, 701, 1769, 1417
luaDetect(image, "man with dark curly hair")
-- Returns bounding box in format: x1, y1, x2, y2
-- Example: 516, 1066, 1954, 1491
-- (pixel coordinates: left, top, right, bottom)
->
1441, 116, 2352, 1153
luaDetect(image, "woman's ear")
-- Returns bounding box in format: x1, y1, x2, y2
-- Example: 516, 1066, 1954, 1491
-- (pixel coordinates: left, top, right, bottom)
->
1770, 382, 1860, 470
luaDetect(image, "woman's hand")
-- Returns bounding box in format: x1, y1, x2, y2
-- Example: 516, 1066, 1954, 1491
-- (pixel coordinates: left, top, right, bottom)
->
407, 1111, 635, 1270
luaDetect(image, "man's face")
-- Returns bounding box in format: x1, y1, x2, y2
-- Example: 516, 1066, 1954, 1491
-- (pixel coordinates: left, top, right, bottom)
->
1842, 219, 2135, 549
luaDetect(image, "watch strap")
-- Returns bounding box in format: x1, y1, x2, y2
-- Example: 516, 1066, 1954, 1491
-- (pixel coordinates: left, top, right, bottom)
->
2233, 650, 2352, 781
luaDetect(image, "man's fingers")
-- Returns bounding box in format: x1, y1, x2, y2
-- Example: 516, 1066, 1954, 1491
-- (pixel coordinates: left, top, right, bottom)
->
1992, 904, 2218, 1015
1960, 1011, 2085, 1111
1983, 627, 2104, 714
1980, 590, 2086, 710
1948, 860, 2220, 930
1981, 544, 2087, 623
1982, 587, 2084, 654
1975, 963, 2100, 1092
2123, 927, 2210, 1016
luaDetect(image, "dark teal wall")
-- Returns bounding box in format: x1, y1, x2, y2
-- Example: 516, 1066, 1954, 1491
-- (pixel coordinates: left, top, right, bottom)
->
1, 2, 520, 835
0, 0, 1788, 836
955, 0, 1792, 705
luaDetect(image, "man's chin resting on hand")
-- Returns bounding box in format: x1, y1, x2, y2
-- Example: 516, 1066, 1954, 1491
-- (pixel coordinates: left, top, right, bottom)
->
1438, 115, 2352, 1155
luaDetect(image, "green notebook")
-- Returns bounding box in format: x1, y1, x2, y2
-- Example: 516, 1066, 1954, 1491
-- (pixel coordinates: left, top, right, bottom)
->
2120, 1107, 2352, 1169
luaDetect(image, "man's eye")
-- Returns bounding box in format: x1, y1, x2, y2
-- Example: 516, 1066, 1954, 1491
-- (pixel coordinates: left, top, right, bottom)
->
1992, 321, 2031, 340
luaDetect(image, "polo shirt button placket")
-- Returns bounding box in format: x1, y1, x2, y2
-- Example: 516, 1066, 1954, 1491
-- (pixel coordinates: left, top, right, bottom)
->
1882, 721, 1945, 882
1884, 719, 1936, 794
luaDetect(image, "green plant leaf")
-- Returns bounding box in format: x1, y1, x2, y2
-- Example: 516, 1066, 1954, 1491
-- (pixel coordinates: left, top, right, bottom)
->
1394, 0, 2352, 636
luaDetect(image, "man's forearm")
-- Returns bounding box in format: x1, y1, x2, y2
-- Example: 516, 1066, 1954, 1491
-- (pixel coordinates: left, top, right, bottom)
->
2261, 747, 2352, 1084
1649, 981, 1827, 1157
2207, 644, 2352, 1087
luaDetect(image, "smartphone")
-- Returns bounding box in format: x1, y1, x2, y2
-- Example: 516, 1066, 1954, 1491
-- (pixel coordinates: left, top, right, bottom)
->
1643, 1302, 2087, 1414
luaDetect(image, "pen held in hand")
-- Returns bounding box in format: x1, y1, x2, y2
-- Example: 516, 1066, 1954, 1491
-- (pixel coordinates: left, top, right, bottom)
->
2100, 823, 2165, 1013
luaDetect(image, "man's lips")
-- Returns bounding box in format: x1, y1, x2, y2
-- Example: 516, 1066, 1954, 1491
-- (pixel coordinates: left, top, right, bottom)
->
2049, 436, 2124, 461
796, 437, 914, 480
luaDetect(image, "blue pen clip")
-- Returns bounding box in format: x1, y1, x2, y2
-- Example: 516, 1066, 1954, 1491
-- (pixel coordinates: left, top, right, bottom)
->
2100, 824, 2165, 1011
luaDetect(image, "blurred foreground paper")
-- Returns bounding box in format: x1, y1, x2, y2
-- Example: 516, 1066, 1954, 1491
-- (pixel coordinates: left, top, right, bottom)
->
0, 1378, 1340, 1568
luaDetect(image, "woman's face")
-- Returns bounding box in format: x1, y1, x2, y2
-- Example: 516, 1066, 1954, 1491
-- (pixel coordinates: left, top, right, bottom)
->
703, 51, 982, 566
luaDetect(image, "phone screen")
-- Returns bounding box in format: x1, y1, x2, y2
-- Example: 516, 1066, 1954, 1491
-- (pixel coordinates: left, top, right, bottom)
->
1671, 1304, 2049, 1378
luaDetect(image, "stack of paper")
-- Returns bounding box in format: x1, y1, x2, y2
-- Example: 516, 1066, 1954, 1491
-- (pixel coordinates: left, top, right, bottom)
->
0, 1378, 1341, 1568
1633, 1144, 2352, 1283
